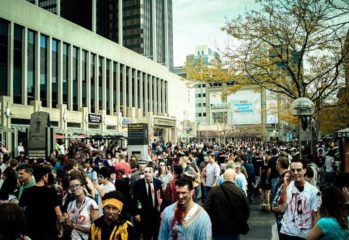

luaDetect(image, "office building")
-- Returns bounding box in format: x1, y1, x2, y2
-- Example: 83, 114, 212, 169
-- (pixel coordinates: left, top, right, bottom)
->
175, 45, 292, 141
26, 0, 173, 69
0, 0, 190, 154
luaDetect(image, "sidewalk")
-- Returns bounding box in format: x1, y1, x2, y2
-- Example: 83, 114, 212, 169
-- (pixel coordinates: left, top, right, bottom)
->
241, 198, 276, 240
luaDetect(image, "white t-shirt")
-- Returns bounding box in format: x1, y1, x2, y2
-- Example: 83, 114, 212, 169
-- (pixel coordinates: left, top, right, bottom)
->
281, 181, 322, 238
17, 145, 25, 154
101, 182, 116, 195
67, 197, 99, 240
204, 162, 221, 187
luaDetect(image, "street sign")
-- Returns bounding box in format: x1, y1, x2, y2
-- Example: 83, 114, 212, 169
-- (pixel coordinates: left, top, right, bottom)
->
88, 114, 102, 123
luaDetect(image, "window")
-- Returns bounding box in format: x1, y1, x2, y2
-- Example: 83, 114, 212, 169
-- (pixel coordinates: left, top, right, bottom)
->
62, 43, 68, 105
13, 24, 23, 103
106, 59, 110, 115
0, 19, 8, 97
27, 30, 35, 104
52, 39, 58, 108
202, 93, 206, 97
98, 56, 103, 110
81, 50, 87, 107
73, 47, 78, 111
40, 34, 47, 107
90, 54, 95, 113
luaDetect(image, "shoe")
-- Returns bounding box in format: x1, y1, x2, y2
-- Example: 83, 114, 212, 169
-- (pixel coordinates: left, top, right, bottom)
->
260, 204, 265, 211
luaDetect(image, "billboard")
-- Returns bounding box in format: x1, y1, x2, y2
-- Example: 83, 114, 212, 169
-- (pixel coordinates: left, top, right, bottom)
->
127, 123, 148, 145
227, 90, 262, 125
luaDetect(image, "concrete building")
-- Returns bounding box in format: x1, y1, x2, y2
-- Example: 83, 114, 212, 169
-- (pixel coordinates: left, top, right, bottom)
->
0, 0, 188, 154
26, 0, 174, 69
174, 45, 292, 142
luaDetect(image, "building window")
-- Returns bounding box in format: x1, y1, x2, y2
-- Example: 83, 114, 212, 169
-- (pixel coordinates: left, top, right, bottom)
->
52, 39, 58, 108
81, 50, 87, 107
152, 77, 155, 112
0, 19, 8, 97
203, 113, 206, 117
113, 62, 117, 112
202, 93, 206, 97
13, 24, 23, 104
62, 43, 68, 105
73, 47, 78, 111
137, 73, 141, 109
120, 64, 123, 108
98, 56, 102, 111
106, 59, 110, 115
126, 66, 130, 108
142, 73, 146, 114
90, 53, 95, 113
131, 69, 136, 108
27, 30, 35, 104
40, 34, 47, 107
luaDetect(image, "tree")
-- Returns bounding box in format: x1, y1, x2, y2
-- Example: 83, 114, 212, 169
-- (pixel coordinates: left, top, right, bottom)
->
185, 0, 349, 113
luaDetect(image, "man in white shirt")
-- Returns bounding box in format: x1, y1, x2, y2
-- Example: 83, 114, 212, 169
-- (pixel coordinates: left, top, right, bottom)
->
17, 142, 25, 156
280, 158, 321, 239
203, 152, 221, 201
95, 167, 116, 198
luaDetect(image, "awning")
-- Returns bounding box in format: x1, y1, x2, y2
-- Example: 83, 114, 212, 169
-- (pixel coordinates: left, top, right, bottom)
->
336, 128, 349, 139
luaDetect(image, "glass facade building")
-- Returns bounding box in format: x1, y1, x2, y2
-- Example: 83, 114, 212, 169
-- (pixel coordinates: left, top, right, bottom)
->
26, 0, 174, 70
0, 17, 168, 116
0, 0, 182, 155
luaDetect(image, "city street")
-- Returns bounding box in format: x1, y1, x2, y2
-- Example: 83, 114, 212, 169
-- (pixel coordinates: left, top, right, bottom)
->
243, 197, 276, 240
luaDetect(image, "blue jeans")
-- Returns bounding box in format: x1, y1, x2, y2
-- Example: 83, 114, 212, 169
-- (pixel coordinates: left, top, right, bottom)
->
214, 233, 240, 240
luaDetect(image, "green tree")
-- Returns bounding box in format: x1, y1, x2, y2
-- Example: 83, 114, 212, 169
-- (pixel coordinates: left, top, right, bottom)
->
185, 0, 349, 112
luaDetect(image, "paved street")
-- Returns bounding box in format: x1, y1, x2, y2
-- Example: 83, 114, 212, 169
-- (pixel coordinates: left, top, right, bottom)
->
242, 197, 276, 240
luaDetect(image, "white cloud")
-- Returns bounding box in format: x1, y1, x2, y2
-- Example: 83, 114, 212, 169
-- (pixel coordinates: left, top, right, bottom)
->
173, 0, 258, 66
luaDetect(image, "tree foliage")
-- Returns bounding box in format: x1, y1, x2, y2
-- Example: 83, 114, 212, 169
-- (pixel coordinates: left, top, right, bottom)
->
185, 0, 349, 113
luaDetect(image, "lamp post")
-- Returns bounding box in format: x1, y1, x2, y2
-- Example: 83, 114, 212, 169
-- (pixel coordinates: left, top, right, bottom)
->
290, 98, 315, 159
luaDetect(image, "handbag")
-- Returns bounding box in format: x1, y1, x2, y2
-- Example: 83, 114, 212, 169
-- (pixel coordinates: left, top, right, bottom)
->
220, 185, 250, 235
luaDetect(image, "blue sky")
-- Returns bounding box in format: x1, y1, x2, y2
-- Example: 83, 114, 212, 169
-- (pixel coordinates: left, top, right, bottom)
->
173, 0, 258, 66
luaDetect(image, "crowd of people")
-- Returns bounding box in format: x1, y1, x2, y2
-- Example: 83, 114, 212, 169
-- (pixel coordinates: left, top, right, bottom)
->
0, 139, 348, 240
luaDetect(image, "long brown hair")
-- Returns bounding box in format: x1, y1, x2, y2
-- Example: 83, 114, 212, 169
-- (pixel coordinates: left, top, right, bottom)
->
320, 186, 348, 229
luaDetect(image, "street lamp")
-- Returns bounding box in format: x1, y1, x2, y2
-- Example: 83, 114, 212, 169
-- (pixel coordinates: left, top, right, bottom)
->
290, 98, 315, 159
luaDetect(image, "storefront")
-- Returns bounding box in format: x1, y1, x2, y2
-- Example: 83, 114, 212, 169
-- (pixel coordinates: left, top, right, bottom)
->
336, 128, 349, 173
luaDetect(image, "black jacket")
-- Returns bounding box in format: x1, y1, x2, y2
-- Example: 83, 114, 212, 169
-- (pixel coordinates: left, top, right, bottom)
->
132, 178, 163, 216
204, 181, 250, 235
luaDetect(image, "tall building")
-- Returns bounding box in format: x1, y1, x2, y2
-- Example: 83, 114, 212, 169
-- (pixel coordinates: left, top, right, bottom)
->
188, 45, 220, 124
26, 0, 173, 69
0, 0, 189, 155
